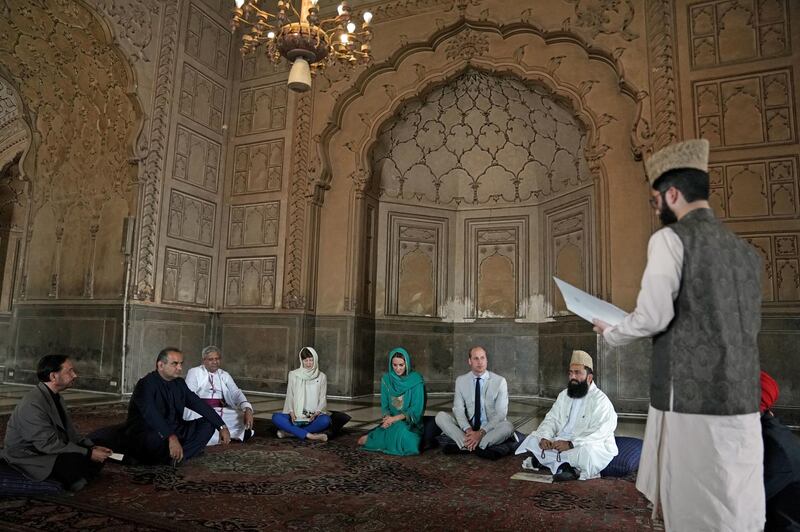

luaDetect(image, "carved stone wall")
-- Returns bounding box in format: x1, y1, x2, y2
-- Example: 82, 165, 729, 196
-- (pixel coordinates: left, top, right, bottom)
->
672, 0, 800, 317
373, 69, 592, 207
314, 20, 649, 324
155, 0, 232, 309
0, 77, 29, 315
218, 7, 292, 314
2, 0, 799, 414
384, 212, 449, 317
0, 0, 140, 309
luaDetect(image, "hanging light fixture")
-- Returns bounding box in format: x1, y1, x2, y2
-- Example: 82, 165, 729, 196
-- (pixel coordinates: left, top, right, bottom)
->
232, 0, 374, 92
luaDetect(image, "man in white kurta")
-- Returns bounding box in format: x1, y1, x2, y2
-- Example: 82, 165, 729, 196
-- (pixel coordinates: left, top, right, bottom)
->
184, 346, 254, 445
594, 139, 764, 531
516, 350, 617, 481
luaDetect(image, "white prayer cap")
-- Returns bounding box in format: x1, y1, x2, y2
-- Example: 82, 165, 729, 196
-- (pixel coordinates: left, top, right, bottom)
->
645, 139, 709, 185
570, 350, 593, 371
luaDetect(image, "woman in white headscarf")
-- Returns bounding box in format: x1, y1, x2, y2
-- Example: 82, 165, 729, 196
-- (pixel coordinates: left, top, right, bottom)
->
272, 347, 330, 441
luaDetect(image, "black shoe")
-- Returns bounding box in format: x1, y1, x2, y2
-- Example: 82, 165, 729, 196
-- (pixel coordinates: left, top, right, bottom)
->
442, 443, 469, 455
526, 452, 544, 469
475, 447, 504, 461
553, 463, 579, 482
243, 429, 254, 442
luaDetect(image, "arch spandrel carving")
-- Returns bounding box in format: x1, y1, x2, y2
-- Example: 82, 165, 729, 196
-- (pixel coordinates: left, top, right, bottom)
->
310, 20, 651, 314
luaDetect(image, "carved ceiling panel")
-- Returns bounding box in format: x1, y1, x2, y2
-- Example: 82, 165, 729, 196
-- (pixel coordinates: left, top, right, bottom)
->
372, 69, 592, 208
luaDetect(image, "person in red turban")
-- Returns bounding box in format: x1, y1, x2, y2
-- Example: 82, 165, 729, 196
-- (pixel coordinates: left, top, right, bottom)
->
761, 370, 779, 413
760, 370, 800, 530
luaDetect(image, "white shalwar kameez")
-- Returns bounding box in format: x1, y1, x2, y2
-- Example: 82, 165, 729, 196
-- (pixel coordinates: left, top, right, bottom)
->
184, 366, 254, 444
603, 227, 764, 532
516, 382, 618, 480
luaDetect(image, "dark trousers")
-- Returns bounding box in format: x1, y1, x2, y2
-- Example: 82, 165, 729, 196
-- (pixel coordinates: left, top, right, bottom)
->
766, 481, 800, 532
49, 452, 103, 487
127, 418, 215, 464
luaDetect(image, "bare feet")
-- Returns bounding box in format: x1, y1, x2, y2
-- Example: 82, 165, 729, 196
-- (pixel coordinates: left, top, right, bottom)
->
306, 433, 328, 442
357, 434, 368, 446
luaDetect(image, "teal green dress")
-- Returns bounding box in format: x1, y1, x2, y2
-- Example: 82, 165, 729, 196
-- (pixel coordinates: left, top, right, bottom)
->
362, 348, 425, 456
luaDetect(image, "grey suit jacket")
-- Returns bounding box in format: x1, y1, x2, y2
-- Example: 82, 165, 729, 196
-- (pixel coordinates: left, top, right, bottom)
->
1, 382, 92, 481
452, 371, 509, 433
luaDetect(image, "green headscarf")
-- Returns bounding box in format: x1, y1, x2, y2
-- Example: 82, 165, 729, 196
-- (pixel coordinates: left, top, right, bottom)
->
381, 347, 424, 397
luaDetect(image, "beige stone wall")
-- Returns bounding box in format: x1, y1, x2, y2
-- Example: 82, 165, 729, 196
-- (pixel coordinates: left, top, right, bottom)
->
0, 0, 141, 304
1, 0, 798, 398
3, 0, 797, 320
310, 0, 653, 318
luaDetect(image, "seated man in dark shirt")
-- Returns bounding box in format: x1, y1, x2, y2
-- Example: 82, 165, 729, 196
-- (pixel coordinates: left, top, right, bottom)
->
761, 371, 800, 531
125, 347, 231, 465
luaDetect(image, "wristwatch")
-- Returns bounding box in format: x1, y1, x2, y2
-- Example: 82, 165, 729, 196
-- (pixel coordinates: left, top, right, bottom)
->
218, 425, 227, 431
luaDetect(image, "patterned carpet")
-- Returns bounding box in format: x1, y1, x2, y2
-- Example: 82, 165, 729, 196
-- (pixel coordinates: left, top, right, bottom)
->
0, 404, 660, 531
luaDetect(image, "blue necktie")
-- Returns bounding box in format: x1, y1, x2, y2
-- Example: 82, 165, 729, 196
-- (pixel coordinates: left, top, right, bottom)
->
473, 377, 482, 431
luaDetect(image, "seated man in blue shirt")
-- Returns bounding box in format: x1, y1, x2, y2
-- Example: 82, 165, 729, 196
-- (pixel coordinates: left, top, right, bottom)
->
124, 347, 231, 465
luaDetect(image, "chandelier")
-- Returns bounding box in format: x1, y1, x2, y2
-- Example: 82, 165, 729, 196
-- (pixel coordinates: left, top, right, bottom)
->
232, 0, 374, 92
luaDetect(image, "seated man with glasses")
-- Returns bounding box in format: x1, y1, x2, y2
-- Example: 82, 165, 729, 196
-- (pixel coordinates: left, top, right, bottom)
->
515, 350, 618, 481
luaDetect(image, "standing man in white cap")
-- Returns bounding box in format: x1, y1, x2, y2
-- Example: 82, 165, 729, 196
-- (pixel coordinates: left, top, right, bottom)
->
593, 139, 764, 531
515, 350, 618, 481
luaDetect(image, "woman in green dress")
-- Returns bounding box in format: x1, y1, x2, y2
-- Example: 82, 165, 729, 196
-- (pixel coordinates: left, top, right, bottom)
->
357, 347, 425, 456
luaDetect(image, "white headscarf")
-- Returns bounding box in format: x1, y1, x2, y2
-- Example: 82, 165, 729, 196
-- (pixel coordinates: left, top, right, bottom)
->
288, 347, 319, 418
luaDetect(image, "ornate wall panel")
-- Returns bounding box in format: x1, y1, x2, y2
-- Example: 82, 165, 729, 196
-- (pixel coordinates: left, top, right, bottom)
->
694, 69, 795, 148
372, 69, 592, 207
59, 210, 92, 298
0, 78, 29, 170
196, 0, 232, 19
224, 256, 277, 308
241, 53, 288, 81
386, 212, 447, 317
167, 190, 216, 246
646, 0, 682, 150
0, 0, 139, 301
231, 140, 284, 194
236, 83, 288, 135
134, 0, 180, 301
465, 217, 528, 319
544, 198, 593, 314
173, 125, 222, 193
179, 63, 226, 132
688, 0, 790, 69
185, 3, 231, 78
161, 248, 211, 306
228, 201, 280, 248
708, 156, 799, 220
745, 233, 800, 304
94, 198, 129, 298
281, 91, 311, 310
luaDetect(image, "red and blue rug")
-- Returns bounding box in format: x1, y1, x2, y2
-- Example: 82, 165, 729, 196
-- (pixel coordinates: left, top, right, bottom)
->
0, 404, 659, 531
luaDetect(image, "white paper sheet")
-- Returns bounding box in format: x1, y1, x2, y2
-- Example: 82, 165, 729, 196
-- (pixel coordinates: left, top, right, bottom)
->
553, 277, 628, 326
109, 452, 125, 462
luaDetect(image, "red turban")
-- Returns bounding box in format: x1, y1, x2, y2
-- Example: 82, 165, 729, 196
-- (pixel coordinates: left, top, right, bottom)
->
760, 371, 779, 413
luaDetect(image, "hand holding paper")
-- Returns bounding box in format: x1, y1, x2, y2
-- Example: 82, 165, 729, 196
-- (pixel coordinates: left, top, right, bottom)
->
553, 277, 628, 327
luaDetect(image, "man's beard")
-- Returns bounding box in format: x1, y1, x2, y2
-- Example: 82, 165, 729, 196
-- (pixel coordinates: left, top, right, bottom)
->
659, 192, 678, 225
567, 379, 589, 398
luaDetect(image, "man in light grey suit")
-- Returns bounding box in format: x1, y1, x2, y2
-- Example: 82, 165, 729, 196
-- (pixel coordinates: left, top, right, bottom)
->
435, 346, 515, 459
1, 355, 113, 491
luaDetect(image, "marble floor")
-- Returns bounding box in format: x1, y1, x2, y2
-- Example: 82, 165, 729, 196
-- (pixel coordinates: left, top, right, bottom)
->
0, 383, 648, 438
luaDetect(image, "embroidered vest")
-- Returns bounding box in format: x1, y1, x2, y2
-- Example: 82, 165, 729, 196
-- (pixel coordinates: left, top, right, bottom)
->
651, 208, 761, 415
